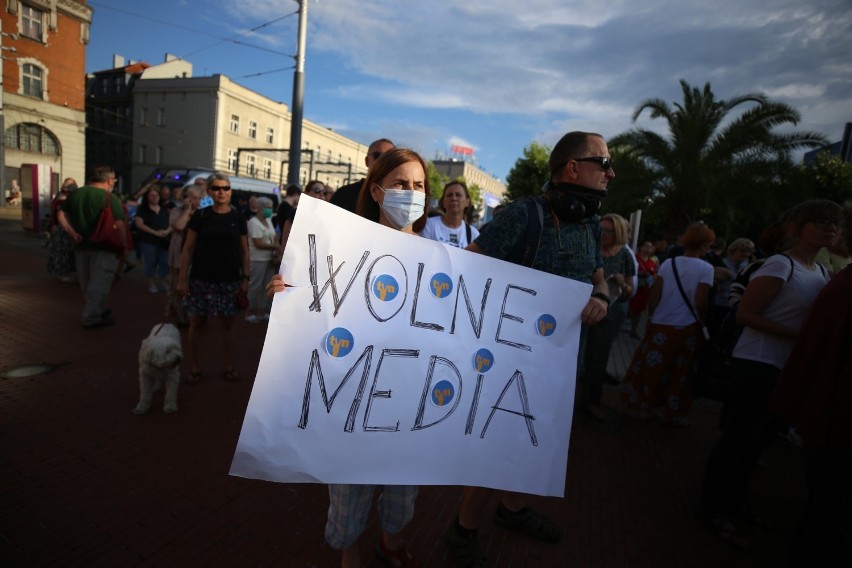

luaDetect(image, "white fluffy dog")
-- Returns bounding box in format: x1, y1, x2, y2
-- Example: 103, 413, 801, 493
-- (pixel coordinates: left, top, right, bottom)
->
133, 323, 183, 415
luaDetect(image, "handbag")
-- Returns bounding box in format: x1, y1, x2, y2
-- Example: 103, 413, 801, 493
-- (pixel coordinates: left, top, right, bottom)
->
89, 193, 125, 253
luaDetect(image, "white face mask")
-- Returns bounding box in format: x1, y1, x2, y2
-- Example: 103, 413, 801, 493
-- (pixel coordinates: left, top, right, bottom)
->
379, 188, 425, 229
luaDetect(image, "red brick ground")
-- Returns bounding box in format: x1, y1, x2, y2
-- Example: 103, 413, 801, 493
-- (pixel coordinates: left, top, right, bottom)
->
0, 210, 802, 566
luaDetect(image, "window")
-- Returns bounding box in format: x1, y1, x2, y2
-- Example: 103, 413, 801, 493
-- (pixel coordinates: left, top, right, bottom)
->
22, 64, 43, 99
227, 149, 237, 171
263, 159, 272, 180
155, 146, 163, 164
21, 5, 44, 41
248, 121, 257, 140
113, 76, 122, 94
230, 114, 240, 134
157, 108, 165, 127
266, 127, 274, 144
139, 144, 147, 164
100, 78, 109, 95
246, 155, 256, 176
140, 108, 148, 126
4, 123, 60, 155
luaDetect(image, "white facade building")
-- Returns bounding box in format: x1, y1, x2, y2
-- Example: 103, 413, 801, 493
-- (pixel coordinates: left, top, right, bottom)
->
129, 74, 367, 191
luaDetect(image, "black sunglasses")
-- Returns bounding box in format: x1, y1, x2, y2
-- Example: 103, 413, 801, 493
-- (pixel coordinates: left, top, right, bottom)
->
210, 185, 231, 192
574, 156, 614, 171
369, 151, 384, 160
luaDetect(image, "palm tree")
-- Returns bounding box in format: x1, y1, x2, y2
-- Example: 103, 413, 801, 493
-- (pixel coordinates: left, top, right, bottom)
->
610, 80, 827, 237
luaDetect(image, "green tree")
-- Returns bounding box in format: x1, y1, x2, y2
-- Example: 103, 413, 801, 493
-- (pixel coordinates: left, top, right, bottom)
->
794, 151, 852, 205
426, 161, 448, 209
505, 142, 551, 201
610, 80, 827, 238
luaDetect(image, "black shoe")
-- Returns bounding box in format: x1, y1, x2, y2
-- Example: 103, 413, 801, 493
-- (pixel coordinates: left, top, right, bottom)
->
82, 316, 114, 329
494, 504, 562, 543
444, 524, 487, 567
101, 308, 112, 318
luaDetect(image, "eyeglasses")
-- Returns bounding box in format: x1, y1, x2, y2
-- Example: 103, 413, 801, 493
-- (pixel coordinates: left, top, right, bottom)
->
574, 156, 614, 171
308, 187, 324, 194
811, 219, 839, 229
210, 185, 231, 192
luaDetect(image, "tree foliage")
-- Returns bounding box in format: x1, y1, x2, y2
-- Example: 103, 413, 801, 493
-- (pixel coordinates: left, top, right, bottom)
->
505, 142, 551, 201
609, 80, 828, 240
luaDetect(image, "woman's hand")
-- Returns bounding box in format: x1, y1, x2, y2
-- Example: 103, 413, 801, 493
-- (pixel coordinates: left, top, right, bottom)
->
176, 278, 188, 297
266, 274, 288, 298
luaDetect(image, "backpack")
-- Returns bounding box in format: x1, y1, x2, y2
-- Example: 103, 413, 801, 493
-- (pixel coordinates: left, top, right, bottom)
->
507, 197, 545, 267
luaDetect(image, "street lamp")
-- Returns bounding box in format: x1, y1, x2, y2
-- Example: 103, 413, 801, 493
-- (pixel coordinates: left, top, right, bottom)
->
287, 0, 307, 187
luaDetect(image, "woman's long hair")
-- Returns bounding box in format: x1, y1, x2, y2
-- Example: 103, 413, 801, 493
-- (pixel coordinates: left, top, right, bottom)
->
355, 148, 431, 233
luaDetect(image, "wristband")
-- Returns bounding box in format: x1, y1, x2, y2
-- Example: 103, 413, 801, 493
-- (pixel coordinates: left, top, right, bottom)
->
591, 292, 611, 306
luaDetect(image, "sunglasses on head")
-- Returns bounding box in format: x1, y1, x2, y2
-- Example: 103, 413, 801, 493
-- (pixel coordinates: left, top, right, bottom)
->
574, 156, 614, 171
210, 185, 231, 192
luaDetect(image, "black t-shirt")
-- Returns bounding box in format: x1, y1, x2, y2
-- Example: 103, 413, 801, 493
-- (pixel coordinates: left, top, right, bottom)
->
330, 179, 364, 214
135, 206, 171, 248
187, 207, 247, 282
275, 200, 296, 229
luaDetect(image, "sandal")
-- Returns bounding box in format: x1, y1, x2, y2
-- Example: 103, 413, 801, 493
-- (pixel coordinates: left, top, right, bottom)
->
699, 512, 750, 551
494, 504, 562, 543
738, 506, 775, 531
185, 371, 202, 385
223, 368, 242, 382
375, 537, 420, 567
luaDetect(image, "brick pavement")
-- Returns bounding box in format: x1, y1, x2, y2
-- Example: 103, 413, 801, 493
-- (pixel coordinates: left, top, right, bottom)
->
1, 208, 800, 567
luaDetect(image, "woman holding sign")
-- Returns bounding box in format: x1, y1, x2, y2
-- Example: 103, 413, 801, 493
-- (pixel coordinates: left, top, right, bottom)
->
268, 148, 430, 567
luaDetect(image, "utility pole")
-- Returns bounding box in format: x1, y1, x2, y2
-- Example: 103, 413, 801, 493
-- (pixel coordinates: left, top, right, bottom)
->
287, 0, 307, 188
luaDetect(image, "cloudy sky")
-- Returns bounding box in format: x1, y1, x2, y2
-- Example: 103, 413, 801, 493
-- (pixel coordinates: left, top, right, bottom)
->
86, 0, 852, 181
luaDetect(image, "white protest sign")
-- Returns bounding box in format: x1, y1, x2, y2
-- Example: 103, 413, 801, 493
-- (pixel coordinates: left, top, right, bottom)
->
230, 198, 591, 496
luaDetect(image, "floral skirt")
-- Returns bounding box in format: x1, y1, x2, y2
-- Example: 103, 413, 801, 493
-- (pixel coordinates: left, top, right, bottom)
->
47, 226, 76, 276
183, 279, 240, 318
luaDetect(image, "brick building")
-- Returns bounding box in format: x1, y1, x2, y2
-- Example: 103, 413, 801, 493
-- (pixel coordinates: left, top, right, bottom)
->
1, 0, 91, 198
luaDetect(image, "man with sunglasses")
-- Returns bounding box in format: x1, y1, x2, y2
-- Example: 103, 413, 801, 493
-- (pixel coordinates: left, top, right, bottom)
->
447, 132, 615, 565
330, 138, 395, 213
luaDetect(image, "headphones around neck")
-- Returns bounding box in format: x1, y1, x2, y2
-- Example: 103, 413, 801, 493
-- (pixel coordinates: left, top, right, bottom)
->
542, 181, 602, 222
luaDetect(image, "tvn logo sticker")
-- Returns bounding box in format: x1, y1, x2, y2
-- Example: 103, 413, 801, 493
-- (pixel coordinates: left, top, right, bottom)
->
430, 272, 453, 299
324, 327, 355, 358
371, 274, 400, 302
535, 314, 557, 337
472, 348, 495, 373
430, 379, 455, 407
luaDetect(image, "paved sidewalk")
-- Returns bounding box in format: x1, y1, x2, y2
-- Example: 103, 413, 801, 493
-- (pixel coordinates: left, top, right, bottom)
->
1, 209, 800, 567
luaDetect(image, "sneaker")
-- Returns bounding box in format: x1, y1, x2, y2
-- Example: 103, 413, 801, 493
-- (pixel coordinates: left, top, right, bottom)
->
787, 426, 803, 448
245, 314, 259, 323
494, 504, 562, 543
82, 316, 115, 329
258, 313, 270, 322
444, 524, 487, 567
148, 284, 159, 294
375, 537, 420, 567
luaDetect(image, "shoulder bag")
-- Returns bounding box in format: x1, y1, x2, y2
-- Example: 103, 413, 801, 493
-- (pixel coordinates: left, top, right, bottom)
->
671, 257, 710, 340
89, 193, 125, 253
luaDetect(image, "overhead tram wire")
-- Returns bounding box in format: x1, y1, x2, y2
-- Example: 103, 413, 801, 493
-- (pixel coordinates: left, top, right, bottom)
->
88, 1, 296, 59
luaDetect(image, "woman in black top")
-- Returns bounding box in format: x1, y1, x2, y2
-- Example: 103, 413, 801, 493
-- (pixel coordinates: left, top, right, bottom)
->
177, 173, 250, 384
135, 185, 172, 293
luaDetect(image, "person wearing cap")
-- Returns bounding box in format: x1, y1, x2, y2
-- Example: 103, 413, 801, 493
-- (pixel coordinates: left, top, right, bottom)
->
447, 131, 614, 564
330, 138, 395, 213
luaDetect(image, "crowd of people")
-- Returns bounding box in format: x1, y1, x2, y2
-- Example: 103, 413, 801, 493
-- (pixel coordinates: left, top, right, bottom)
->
48, 130, 850, 566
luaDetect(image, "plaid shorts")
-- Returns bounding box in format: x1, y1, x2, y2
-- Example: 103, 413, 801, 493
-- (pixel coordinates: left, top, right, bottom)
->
324, 484, 418, 550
